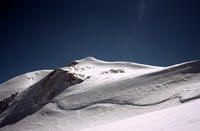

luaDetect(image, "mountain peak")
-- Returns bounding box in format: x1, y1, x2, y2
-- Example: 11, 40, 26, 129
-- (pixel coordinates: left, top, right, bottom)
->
0, 58, 200, 130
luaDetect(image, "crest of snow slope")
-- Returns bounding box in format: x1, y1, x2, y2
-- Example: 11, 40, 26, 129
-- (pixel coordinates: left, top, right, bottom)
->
0, 57, 200, 131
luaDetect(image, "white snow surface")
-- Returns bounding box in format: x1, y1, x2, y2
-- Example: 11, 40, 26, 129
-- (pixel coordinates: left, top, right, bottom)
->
82, 99, 200, 131
0, 57, 200, 131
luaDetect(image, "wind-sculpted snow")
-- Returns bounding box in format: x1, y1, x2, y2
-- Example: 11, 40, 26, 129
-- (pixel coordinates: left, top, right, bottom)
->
55, 94, 179, 111
0, 57, 200, 131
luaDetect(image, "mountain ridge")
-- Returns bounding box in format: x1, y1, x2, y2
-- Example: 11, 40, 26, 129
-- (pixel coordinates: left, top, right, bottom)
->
0, 57, 200, 131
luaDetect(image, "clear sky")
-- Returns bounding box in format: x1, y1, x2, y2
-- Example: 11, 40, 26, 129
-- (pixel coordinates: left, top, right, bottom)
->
0, 0, 200, 83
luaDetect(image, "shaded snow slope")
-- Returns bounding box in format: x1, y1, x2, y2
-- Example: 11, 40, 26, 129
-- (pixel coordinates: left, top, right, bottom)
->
0, 70, 52, 100
0, 70, 52, 114
0, 57, 200, 131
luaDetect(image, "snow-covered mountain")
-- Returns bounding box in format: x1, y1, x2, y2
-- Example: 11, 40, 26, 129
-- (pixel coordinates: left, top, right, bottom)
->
0, 57, 200, 131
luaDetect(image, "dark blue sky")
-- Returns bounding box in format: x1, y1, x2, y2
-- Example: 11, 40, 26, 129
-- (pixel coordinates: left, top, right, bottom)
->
1, 0, 200, 83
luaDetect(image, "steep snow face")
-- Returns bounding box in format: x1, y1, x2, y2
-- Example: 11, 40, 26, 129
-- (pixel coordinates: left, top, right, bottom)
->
0, 70, 52, 114
0, 68, 86, 127
0, 70, 52, 100
0, 57, 200, 131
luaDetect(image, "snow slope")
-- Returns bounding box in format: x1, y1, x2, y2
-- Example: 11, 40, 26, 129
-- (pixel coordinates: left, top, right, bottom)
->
0, 70, 52, 100
82, 99, 200, 131
0, 57, 200, 131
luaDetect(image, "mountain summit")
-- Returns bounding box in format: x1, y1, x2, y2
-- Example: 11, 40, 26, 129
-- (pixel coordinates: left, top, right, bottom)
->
0, 57, 200, 131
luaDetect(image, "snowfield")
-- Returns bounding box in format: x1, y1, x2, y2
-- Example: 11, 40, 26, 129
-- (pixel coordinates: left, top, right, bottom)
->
82, 99, 200, 131
0, 57, 200, 131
